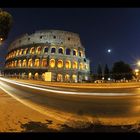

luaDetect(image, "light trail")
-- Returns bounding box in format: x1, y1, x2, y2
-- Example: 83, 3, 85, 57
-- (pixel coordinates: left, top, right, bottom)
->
0, 77, 136, 96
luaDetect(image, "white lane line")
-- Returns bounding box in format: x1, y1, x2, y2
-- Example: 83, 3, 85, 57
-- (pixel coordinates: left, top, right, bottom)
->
0, 77, 136, 96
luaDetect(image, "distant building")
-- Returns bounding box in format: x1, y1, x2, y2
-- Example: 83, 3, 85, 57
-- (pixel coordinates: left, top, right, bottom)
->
4, 30, 90, 82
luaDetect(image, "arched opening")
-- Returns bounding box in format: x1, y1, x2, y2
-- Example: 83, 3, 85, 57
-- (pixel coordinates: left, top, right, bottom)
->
14, 60, 17, 67
36, 46, 41, 54
79, 51, 83, 57
34, 59, 40, 67
57, 60, 63, 68
28, 59, 33, 67
73, 61, 77, 69
66, 48, 71, 55
28, 72, 32, 79
19, 49, 23, 56
44, 47, 49, 53
79, 62, 83, 70
30, 47, 35, 55
17, 60, 22, 67
50, 59, 55, 68
58, 47, 64, 54
11, 61, 14, 67
65, 60, 71, 69
41, 59, 47, 67
22, 59, 27, 67
57, 74, 63, 82
16, 50, 19, 56
73, 49, 77, 56
24, 48, 28, 55
34, 73, 39, 80
72, 74, 77, 82
51, 47, 56, 53
65, 74, 70, 82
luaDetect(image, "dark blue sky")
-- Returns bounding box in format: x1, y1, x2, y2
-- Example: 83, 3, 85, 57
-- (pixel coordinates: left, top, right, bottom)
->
1, 8, 140, 72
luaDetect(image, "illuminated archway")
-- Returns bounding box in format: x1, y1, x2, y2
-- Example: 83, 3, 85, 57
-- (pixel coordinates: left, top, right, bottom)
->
28, 72, 32, 79
30, 47, 35, 55
34, 59, 40, 67
41, 59, 47, 67
16, 50, 19, 56
50, 59, 55, 68
57, 74, 63, 82
36, 46, 41, 54
72, 74, 77, 82
17, 60, 21, 67
24, 48, 28, 55
65, 60, 71, 69
73, 49, 77, 56
28, 59, 33, 67
65, 74, 70, 82
22, 59, 27, 67
73, 61, 77, 69
57, 60, 63, 68
34, 73, 39, 80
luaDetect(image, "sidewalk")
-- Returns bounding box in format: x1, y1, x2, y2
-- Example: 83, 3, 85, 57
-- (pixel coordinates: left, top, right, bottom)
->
0, 89, 60, 132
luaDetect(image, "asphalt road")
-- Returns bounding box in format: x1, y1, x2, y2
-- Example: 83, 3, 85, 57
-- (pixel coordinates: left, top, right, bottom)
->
0, 77, 140, 123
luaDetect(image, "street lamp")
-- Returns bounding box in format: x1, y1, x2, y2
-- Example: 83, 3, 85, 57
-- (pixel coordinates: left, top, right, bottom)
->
137, 61, 140, 67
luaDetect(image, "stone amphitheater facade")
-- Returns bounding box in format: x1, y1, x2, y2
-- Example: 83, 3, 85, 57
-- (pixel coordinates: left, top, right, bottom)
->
4, 30, 90, 82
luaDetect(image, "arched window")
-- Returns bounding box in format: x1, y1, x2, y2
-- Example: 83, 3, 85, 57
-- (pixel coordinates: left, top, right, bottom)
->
44, 47, 49, 53
79, 62, 83, 70
16, 50, 19, 56
57, 74, 63, 82
65, 74, 70, 82
50, 59, 55, 68
14, 60, 17, 67
51, 47, 56, 53
19, 49, 23, 56
73, 61, 77, 69
41, 59, 47, 67
57, 60, 63, 68
34, 59, 40, 67
34, 73, 39, 80
18, 60, 22, 67
30, 47, 35, 55
58, 48, 64, 54
28, 59, 33, 67
36, 46, 41, 54
79, 51, 83, 57
65, 60, 71, 69
28, 72, 32, 79
66, 48, 71, 55
24, 48, 28, 55
22, 59, 27, 67
73, 49, 77, 56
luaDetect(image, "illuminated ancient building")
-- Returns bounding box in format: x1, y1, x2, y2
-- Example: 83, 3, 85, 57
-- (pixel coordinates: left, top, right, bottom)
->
4, 30, 90, 82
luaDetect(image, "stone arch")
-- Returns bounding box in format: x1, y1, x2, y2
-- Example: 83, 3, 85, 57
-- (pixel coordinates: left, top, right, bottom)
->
22, 59, 27, 67
50, 59, 55, 68
34, 59, 40, 67
28, 59, 33, 67
41, 59, 47, 67
65, 60, 71, 69
66, 48, 71, 55
57, 74, 63, 82
65, 74, 70, 82
57, 59, 63, 68
73, 61, 78, 69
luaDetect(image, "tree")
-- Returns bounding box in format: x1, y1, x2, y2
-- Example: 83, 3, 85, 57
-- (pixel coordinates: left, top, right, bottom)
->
104, 64, 109, 80
0, 9, 13, 42
111, 61, 133, 81
97, 64, 102, 80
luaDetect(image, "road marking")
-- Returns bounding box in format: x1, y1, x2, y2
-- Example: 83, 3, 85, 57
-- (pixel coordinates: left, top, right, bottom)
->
0, 77, 136, 96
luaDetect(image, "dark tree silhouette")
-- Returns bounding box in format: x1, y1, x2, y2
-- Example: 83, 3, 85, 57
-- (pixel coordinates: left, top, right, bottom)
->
0, 9, 13, 43
104, 64, 110, 80
111, 61, 133, 81
97, 64, 102, 80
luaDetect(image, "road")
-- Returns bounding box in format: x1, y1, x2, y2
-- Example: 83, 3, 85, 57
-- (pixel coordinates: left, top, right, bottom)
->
0, 77, 140, 124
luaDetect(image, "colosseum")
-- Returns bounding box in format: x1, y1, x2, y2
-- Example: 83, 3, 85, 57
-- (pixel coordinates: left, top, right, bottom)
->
4, 30, 90, 82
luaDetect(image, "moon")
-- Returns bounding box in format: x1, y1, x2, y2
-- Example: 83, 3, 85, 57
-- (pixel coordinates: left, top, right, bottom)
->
107, 49, 111, 53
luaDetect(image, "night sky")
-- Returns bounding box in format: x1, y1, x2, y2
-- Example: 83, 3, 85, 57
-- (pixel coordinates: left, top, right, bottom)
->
1, 8, 140, 72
